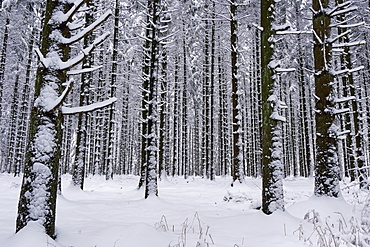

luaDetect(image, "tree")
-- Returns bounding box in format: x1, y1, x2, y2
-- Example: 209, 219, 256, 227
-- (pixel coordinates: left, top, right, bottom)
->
312, 0, 340, 197
261, 0, 285, 214
16, 0, 111, 237
141, 0, 164, 198
72, 0, 98, 189
230, 0, 244, 183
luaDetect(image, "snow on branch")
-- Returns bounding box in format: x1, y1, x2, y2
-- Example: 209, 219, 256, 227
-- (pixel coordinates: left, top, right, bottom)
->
330, 6, 357, 17
276, 30, 312, 35
272, 23, 290, 32
327, 1, 353, 16
331, 66, 364, 76
332, 40, 366, 48
252, 23, 263, 31
61, 10, 112, 45
334, 96, 356, 103
333, 108, 350, 115
59, 32, 110, 70
67, 66, 103, 75
62, 97, 117, 115
270, 112, 286, 122
51, 0, 86, 25
67, 20, 85, 31
44, 78, 74, 113
328, 29, 351, 43
329, 15, 356, 27
275, 68, 296, 73
158, 30, 179, 43
267, 95, 287, 122
337, 22, 364, 29
312, 30, 323, 44
35, 48, 50, 68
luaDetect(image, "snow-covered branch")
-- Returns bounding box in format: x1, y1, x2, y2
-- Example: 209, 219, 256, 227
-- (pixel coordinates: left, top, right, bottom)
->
328, 30, 351, 43
62, 97, 117, 115
61, 10, 112, 45
312, 30, 323, 44
331, 66, 364, 76
334, 96, 356, 103
59, 32, 110, 70
330, 6, 357, 17
332, 40, 366, 48
276, 30, 312, 35
327, 1, 352, 16
44, 78, 74, 113
51, 0, 86, 25
35, 48, 49, 68
67, 66, 103, 75
333, 108, 350, 115
275, 68, 296, 73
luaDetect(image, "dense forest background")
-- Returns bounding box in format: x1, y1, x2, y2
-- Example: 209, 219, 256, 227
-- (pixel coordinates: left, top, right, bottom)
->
0, 0, 370, 226
1, 0, 369, 181
0, 0, 370, 240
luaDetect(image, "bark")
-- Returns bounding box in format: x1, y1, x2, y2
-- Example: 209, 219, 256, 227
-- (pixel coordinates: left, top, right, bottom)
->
182, 19, 189, 179
230, 0, 244, 183
16, 0, 72, 237
72, 0, 97, 189
313, 0, 341, 197
261, 0, 285, 214
105, 0, 120, 181
144, 0, 161, 198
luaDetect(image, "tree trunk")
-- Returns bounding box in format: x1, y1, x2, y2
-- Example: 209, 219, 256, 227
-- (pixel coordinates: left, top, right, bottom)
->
72, 0, 98, 189
313, 0, 340, 197
16, 0, 72, 237
144, 0, 161, 198
261, 0, 285, 214
230, 0, 243, 183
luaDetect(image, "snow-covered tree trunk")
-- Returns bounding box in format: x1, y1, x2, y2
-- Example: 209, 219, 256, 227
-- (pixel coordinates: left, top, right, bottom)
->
209, 0, 216, 180
158, 7, 170, 179
105, 0, 120, 181
0, 16, 9, 117
16, 0, 73, 237
72, 0, 97, 189
16, 0, 111, 237
230, 0, 244, 184
334, 0, 368, 189
313, 0, 340, 197
172, 57, 180, 177
261, 0, 285, 214
143, 0, 161, 198
182, 18, 189, 179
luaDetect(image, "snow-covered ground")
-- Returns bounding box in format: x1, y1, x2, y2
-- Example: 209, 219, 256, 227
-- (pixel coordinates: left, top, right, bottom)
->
0, 173, 368, 247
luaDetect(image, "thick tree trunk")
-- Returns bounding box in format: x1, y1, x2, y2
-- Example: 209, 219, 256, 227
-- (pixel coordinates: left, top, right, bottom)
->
313, 0, 341, 197
16, 0, 71, 237
261, 0, 285, 214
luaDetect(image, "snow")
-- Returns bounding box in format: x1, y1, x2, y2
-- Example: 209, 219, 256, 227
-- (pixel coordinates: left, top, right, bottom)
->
0, 174, 368, 247
53, 10, 112, 45
62, 97, 117, 114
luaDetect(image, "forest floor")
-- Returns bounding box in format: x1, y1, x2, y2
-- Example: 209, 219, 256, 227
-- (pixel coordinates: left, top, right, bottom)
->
0, 173, 369, 247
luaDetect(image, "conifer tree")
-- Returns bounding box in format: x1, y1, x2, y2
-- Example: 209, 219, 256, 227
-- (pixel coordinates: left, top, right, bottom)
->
312, 0, 340, 197
16, 0, 111, 237
261, 0, 285, 214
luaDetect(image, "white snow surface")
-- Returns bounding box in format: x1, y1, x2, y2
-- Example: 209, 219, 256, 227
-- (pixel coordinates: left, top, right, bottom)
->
0, 174, 368, 247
